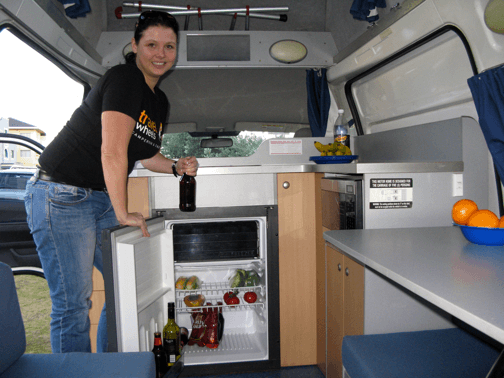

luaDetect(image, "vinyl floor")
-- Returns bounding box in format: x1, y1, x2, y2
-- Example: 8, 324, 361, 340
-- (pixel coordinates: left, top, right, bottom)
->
195, 365, 324, 378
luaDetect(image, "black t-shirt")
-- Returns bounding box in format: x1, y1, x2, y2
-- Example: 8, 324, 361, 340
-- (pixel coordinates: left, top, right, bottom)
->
39, 63, 168, 188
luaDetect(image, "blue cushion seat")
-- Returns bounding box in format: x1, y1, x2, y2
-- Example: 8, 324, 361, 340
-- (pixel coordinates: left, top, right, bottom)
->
0, 262, 26, 374
342, 328, 500, 378
1, 352, 155, 378
0, 262, 155, 378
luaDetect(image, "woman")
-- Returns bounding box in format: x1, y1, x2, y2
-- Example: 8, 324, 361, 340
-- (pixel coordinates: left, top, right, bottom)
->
24, 11, 196, 353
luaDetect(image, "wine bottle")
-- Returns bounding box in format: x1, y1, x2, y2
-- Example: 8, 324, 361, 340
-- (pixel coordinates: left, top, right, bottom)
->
163, 302, 180, 368
179, 173, 196, 212
152, 332, 168, 378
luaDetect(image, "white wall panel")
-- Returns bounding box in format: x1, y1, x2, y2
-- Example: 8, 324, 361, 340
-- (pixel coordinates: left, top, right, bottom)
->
152, 173, 277, 210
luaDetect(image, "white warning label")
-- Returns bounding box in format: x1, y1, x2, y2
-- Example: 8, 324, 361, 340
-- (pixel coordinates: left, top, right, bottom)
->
370, 178, 413, 209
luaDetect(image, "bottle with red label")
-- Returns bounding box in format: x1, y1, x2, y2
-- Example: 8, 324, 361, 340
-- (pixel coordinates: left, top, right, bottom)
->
152, 332, 168, 378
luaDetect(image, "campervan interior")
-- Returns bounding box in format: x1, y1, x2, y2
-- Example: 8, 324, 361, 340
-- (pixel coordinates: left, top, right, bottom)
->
1, 0, 504, 377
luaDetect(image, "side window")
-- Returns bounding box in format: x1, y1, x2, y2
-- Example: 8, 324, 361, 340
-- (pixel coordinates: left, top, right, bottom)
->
0, 27, 84, 354
0, 29, 84, 147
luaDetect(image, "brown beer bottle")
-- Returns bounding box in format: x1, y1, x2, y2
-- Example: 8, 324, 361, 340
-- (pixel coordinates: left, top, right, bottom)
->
179, 173, 196, 212
152, 332, 168, 378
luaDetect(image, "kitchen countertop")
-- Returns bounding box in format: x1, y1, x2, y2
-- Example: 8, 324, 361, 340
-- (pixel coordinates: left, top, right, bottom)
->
324, 226, 504, 345
130, 160, 463, 177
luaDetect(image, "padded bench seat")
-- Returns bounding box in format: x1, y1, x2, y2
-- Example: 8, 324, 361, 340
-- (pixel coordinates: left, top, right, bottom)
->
1, 352, 155, 378
342, 328, 500, 378
0, 261, 155, 378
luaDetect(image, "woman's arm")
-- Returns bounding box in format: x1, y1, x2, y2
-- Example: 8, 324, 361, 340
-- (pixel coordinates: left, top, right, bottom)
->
141, 152, 199, 176
102, 110, 150, 237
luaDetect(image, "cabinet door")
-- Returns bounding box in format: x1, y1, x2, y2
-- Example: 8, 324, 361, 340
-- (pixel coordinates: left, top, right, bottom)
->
326, 245, 364, 378
277, 172, 323, 367
326, 245, 345, 378
343, 256, 364, 337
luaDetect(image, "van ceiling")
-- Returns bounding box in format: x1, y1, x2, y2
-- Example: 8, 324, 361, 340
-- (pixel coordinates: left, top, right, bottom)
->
64, 1, 379, 132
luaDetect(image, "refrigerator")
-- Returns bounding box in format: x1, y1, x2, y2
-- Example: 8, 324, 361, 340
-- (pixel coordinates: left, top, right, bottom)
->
102, 205, 280, 377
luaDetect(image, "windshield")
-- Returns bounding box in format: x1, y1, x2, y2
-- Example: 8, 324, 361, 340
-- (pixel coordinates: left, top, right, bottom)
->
161, 130, 296, 159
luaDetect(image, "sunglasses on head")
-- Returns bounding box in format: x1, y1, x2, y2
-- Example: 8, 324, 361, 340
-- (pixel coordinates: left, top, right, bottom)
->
138, 10, 176, 24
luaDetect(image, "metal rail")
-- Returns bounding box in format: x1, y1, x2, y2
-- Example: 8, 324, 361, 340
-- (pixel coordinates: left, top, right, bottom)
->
118, 3, 288, 22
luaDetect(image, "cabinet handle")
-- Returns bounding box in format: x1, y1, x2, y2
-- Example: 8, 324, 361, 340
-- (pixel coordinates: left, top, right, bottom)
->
338, 263, 342, 271
282, 181, 290, 189
345, 268, 349, 276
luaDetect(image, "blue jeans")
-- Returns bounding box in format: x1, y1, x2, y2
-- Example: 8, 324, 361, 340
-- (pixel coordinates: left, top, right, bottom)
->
24, 176, 118, 353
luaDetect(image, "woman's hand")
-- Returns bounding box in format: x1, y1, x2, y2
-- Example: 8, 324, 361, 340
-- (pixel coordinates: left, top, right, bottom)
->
175, 156, 199, 176
118, 212, 150, 238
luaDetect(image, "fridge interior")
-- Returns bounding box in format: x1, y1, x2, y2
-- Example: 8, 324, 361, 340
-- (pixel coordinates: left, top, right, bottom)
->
108, 215, 271, 367
170, 217, 269, 366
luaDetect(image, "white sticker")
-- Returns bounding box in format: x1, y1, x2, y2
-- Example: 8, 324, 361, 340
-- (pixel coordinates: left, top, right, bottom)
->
269, 140, 303, 155
369, 178, 413, 209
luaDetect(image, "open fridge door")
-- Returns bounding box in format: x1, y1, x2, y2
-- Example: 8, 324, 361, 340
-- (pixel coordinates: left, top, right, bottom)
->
102, 217, 177, 353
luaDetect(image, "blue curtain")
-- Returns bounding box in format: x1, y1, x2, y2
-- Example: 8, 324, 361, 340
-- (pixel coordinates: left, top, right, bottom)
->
306, 68, 330, 137
57, 0, 91, 18
350, 0, 387, 22
467, 66, 504, 185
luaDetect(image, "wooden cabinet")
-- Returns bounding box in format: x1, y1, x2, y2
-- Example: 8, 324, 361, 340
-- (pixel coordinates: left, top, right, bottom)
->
326, 244, 364, 378
277, 172, 324, 367
89, 177, 150, 352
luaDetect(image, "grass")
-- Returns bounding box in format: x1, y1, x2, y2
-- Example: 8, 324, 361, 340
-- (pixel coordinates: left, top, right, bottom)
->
14, 274, 52, 354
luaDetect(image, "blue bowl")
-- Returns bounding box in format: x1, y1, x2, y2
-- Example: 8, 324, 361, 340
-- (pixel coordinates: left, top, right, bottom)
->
454, 223, 504, 246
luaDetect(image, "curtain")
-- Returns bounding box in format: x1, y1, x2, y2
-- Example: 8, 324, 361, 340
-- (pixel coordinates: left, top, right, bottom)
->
57, 0, 91, 18
467, 66, 504, 185
306, 68, 330, 138
350, 0, 387, 22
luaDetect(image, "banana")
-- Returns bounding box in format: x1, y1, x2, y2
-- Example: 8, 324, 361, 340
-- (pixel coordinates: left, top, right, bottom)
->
314, 141, 352, 156
314, 141, 332, 155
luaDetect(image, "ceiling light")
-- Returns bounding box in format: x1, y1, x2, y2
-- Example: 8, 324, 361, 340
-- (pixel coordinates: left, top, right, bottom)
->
269, 40, 307, 64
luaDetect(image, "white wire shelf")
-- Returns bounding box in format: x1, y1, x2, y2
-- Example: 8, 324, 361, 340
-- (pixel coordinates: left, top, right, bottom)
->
175, 281, 265, 312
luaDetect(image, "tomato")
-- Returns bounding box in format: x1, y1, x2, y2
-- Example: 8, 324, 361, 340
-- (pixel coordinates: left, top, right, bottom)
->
227, 296, 240, 307
224, 291, 237, 304
244, 292, 257, 304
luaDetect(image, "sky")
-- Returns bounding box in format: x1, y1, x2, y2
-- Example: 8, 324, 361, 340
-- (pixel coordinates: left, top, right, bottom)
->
0, 30, 84, 144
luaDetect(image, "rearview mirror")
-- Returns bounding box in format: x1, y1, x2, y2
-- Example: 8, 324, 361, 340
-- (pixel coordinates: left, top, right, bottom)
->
200, 136, 233, 148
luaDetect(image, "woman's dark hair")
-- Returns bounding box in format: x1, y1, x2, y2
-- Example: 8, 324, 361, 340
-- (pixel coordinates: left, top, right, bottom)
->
125, 11, 179, 64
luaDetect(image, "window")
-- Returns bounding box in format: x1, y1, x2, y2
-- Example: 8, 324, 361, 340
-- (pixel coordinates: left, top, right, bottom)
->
0, 27, 84, 354
0, 29, 84, 146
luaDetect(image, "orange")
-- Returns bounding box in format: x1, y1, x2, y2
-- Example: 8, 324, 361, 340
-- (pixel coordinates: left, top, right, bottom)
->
452, 199, 478, 225
466, 209, 499, 228
499, 216, 504, 228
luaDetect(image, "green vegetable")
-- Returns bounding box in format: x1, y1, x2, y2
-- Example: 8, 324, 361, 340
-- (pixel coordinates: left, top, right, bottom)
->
229, 270, 246, 288
245, 270, 260, 287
